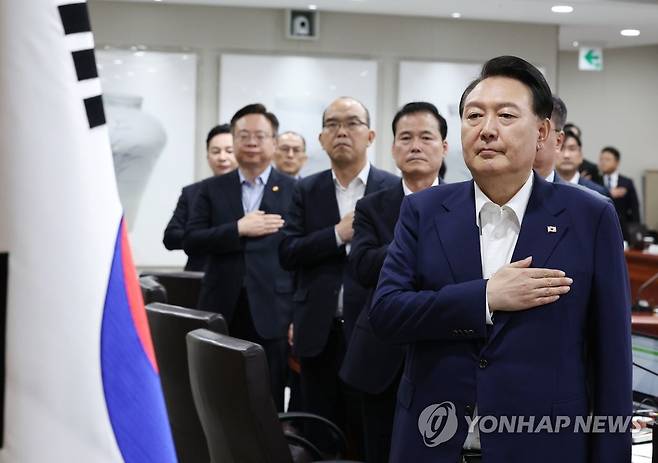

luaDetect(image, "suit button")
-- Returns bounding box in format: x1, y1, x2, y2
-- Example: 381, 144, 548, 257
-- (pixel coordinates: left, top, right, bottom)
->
479, 358, 488, 369
467, 329, 474, 335
465, 404, 474, 416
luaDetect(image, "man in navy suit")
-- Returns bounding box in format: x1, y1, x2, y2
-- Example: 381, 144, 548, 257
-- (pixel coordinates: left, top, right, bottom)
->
341, 101, 448, 462
370, 56, 632, 462
599, 146, 641, 240
184, 104, 294, 411
556, 131, 610, 197
279, 97, 398, 453
163, 123, 237, 271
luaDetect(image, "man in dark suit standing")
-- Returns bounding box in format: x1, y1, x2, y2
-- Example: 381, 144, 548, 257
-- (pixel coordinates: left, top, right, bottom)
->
341, 101, 448, 462
279, 97, 398, 453
370, 56, 631, 462
556, 131, 610, 197
562, 122, 603, 185
534, 97, 612, 206
599, 146, 641, 240
163, 123, 237, 271
184, 104, 294, 411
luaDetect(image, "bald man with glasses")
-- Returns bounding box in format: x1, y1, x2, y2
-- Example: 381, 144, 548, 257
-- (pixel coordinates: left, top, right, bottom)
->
279, 97, 398, 456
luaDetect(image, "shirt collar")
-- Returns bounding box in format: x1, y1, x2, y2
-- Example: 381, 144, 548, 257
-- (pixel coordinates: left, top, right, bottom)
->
331, 162, 370, 189
239, 164, 272, 186
403, 177, 439, 196
569, 170, 580, 185
474, 171, 534, 227
545, 170, 555, 183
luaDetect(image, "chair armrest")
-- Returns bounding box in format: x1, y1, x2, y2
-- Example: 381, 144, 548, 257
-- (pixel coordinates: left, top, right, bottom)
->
278, 411, 347, 457
283, 431, 323, 461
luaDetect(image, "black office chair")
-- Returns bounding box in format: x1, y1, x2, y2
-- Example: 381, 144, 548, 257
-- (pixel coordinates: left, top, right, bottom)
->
186, 329, 360, 463
146, 303, 229, 463
141, 271, 204, 309
139, 275, 167, 305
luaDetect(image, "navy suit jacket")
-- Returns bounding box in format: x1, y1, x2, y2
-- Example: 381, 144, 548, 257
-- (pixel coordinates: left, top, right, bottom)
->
341, 181, 406, 394
577, 176, 610, 198
279, 165, 399, 357
612, 175, 641, 226
184, 168, 295, 340
163, 181, 207, 271
370, 173, 632, 463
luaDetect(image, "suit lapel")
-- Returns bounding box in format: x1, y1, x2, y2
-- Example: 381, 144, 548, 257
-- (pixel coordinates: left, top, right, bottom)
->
260, 168, 281, 213
223, 170, 244, 219
384, 183, 405, 232
365, 165, 386, 195
488, 173, 570, 343
434, 181, 483, 283
316, 170, 341, 225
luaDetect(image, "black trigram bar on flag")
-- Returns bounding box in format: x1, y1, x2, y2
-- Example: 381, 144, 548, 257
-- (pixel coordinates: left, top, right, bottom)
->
57, 3, 91, 35
57, 2, 105, 129
0, 252, 8, 448
72, 49, 98, 81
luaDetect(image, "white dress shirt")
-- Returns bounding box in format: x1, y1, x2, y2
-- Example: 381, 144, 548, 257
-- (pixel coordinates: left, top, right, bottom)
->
332, 162, 370, 317
567, 170, 580, 185
463, 172, 534, 450
544, 170, 555, 183
332, 162, 370, 253
402, 177, 439, 196
603, 171, 619, 189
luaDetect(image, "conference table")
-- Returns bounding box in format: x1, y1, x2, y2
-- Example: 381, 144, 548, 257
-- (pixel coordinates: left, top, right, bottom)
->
628, 250, 658, 336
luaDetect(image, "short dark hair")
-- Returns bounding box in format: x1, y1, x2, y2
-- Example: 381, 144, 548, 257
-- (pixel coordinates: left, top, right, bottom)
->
459, 55, 553, 120
551, 96, 567, 130
392, 102, 448, 140
278, 131, 306, 150
601, 146, 621, 162
322, 97, 371, 127
563, 130, 582, 148
206, 123, 231, 150
230, 103, 279, 135
563, 123, 581, 138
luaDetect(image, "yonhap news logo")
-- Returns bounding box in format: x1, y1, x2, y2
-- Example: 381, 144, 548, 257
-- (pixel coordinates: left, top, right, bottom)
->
418, 402, 636, 447
418, 401, 459, 447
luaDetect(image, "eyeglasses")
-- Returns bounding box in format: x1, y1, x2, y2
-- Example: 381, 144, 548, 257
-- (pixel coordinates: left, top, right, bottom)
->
278, 146, 304, 154
236, 131, 273, 144
322, 118, 368, 133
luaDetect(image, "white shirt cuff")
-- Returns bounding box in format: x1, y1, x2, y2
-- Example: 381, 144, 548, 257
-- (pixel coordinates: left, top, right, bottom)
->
485, 292, 494, 325
334, 226, 344, 247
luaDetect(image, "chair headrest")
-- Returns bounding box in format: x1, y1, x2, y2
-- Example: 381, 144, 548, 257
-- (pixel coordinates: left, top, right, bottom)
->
146, 303, 228, 335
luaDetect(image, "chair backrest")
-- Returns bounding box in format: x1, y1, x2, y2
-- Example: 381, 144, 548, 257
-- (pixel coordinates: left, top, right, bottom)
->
139, 275, 167, 305
186, 329, 293, 463
146, 303, 228, 463
142, 271, 204, 309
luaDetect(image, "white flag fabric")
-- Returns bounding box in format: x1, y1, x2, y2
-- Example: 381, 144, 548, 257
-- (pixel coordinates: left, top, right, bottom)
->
0, 1, 177, 462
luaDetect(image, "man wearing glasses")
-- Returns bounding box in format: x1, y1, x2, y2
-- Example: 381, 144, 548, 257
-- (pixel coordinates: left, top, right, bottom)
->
274, 131, 308, 179
279, 97, 398, 456
185, 103, 295, 411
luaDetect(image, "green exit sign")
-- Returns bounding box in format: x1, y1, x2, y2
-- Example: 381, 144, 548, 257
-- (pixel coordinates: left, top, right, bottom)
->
579, 47, 603, 71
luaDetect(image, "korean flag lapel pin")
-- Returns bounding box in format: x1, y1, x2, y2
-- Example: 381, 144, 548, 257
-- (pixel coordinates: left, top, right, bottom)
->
547, 225, 557, 233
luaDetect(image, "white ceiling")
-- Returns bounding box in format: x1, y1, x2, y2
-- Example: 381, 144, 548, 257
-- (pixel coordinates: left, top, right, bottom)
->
106, 0, 658, 50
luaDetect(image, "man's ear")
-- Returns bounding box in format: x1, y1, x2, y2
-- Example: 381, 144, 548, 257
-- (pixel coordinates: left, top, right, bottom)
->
538, 118, 550, 143
555, 130, 565, 151
367, 129, 376, 145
